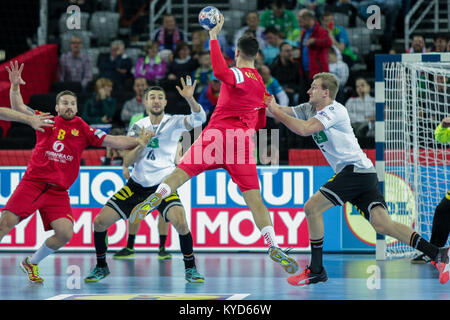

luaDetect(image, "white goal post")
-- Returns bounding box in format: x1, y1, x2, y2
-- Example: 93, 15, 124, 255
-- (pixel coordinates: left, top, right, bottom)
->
375, 53, 450, 259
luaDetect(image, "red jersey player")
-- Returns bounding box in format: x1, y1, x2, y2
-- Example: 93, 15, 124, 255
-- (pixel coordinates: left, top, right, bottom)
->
129, 13, 299, 275
0, 61, 152, 283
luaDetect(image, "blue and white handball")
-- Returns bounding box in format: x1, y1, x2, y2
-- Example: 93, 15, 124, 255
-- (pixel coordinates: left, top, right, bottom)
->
198, 6, 221, 31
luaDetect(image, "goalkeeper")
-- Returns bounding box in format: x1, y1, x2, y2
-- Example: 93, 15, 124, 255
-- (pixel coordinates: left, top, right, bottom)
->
411, 117, 450, 263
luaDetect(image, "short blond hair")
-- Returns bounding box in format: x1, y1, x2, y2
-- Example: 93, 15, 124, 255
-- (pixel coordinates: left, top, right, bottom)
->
313, 72, 339, 100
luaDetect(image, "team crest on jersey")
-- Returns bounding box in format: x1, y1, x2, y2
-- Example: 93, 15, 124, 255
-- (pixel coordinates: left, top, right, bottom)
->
71, 129, 79, 137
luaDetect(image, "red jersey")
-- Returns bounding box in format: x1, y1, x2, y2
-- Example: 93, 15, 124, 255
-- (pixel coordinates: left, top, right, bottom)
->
207, 40, 269, 130
23, 113, 106, 189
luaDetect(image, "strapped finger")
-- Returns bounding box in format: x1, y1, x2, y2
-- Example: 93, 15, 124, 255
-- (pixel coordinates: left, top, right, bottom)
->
186, 76, 192, 86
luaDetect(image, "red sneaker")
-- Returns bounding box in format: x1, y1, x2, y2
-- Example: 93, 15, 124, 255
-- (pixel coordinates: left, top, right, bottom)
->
20, 257, 44, 283
434, 247, 449, 284
287, 265, 328, 286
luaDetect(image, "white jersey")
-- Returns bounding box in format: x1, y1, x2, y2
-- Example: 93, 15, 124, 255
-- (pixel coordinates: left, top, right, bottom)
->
127, 114, 187, 187
292, 101, 375, 173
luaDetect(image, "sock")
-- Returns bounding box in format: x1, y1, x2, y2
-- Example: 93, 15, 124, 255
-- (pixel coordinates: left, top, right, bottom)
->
127, 234, 136, 250
261, 225, 278, 248
30, 242, 55, 265
179, 232, 195, 269
94, 230, 108, 268
410, 232, 439, 260
159, 235, 167, 249
156, 183, 172, 199
310, 238, 324, 273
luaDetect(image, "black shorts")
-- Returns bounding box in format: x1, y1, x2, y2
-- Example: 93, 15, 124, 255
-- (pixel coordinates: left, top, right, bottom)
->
105, 178, 182, 222
319, 165, 387, 221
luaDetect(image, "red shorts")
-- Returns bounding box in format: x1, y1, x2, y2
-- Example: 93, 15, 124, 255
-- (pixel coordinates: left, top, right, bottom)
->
3, 179, 74, 231
178, 127, 259, 192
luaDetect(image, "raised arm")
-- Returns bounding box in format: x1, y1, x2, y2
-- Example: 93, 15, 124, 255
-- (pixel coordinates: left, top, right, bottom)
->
175, 76, 207, 130
0, 107, 54, 132
6, 61, 35, 115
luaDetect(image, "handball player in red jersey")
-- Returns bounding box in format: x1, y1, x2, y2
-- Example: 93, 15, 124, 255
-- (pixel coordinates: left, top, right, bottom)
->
130, 13, 299, 274
0, 61, 152, 283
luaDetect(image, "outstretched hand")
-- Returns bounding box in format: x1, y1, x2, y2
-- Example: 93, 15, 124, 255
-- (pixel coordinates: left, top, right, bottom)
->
137, 128, 155, 147
442, 117, 450, 128
5, 60, 26, 87
209, 13, 225, 39
176, 76, 197, 99
29, 112, 54, 132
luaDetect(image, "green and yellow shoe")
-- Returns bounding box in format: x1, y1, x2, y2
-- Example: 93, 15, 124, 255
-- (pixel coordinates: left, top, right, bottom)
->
113, 247, 135, 260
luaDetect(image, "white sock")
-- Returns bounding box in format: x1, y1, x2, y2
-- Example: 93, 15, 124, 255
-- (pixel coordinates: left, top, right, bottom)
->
156, 183, 172, 199
30, 242, 55, 265
261, 225, 278, 248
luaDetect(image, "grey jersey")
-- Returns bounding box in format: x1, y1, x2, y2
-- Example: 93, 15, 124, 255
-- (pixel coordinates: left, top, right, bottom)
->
292, 101, 375, 173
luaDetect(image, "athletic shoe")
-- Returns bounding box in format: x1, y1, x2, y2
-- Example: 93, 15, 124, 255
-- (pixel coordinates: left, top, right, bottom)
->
158, 247, 172, 260
185, 267, 205, 283
113, 247, 135, 259
268, 246, 299, 274
434, 247, 449, 284
129, 193, 163, 224
20, 257, 43, 283
287, 265, 328, 286
84, 265, 110, 283
411, 253, 431, 264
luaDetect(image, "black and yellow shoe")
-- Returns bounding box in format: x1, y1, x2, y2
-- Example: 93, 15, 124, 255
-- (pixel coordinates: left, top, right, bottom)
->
158, 247, 172, 260
113, 247, 135, 259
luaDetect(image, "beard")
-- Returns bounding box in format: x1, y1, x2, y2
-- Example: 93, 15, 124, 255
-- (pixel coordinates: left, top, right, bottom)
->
150, 109, 163, 116
60, 110, 75, 120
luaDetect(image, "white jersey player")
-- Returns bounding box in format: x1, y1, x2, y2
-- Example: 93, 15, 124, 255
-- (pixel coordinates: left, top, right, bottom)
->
85, 78, 208, 283
268, 72, 450, 286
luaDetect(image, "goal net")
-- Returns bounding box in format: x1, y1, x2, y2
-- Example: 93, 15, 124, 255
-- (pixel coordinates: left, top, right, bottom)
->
377, 53, 450, 258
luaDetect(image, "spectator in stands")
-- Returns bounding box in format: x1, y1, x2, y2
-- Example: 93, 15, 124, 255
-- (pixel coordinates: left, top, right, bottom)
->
133, 40, 167, 83
120, 77, 149, 127
57, 35, 92, 90
447, 40, 450, 52
345, 77, 375, 138
295, 0, 326, 18
192, 51, 213, 96
431, 34, 448, 53
197, 73, 221, 119
297, 8, 332, 102
321, 11, 357, 67
97, 40, 133, 90
259, 0, 298, 38
259, 65, 289, 106
324, 0, 359, 28
407, 34, 429, 53
328, 48, 348, 103
152, 14, 188, 52
166, 42, 199, 81
262, 27, 284, 65
117, 0, 149, 41
270, 42, 301, 104
234, 12, 267, 51
83, 78, 116, 129
191, 30, 208, 62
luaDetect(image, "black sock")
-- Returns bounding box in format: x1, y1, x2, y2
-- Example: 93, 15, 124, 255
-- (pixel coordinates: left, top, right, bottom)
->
179, 232, 195, 269
430, 197, 450, 247
310, 238, 324, 273
410, 232, 439, 259
127, 234, 136, 250
94, 230, 108, 268
159, 235, 167, 249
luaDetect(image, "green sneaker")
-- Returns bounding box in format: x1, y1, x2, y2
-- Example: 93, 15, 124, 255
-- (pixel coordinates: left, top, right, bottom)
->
185, 267, 205, 283
84, 265, 110, 283
158, 247, 172, 260
268, 246, 299, 274
113, 247, 135, 259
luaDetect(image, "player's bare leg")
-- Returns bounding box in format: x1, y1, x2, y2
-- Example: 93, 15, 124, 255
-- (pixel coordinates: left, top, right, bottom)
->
21, 218, 73, 283
242, 189, 299, 274
0, 210, 20, 241
129, 168, 191, 223
85, 206, 122, 282
287, 191, 334, 286
370, 206, 449, 284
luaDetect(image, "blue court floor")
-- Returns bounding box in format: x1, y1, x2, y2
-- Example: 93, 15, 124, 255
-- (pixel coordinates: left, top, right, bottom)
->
0, 252, 448, 300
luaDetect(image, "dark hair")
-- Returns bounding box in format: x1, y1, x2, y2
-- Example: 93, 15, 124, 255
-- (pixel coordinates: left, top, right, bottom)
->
174, 41, 190, 58
237, 35, 259, 59
56, 90, 77, 104
434, 33, 448, 41
321, 11, 334, 19
144, 86, 166, 99
279, 42, 292, 52
263, 26, 279, 36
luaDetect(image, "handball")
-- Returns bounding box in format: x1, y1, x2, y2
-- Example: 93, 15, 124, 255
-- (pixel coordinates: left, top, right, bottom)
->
198, 6, 221, 31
